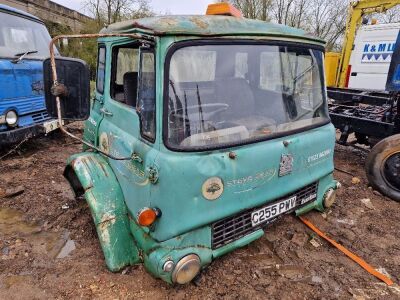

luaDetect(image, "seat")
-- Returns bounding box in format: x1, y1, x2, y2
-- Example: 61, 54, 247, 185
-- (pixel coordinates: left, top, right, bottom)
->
215, 77, 256, 119
123, 72, 138, 107
215, 78, 278, 130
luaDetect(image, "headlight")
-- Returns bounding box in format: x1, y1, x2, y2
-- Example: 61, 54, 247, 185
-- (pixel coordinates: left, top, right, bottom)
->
5, 110, 18, 127
323, 188, 337, 208
172, 254, 201, 284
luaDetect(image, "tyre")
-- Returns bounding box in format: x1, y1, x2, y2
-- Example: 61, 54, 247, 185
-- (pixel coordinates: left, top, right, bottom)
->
365, 134, 400, 202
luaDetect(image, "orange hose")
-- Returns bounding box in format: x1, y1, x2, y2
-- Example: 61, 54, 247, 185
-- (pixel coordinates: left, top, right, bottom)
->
299, 216, 393, 286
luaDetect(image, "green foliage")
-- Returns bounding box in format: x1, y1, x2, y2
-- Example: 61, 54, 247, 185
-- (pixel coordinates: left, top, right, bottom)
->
58, 20, 102, 79
44, 21, 73, 36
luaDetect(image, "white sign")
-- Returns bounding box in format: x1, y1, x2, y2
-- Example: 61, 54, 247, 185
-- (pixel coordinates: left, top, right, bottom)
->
361, 41, 396, 63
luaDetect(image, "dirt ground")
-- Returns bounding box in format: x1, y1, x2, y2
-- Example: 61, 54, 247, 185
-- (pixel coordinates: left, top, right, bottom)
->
0, 126, 399, 300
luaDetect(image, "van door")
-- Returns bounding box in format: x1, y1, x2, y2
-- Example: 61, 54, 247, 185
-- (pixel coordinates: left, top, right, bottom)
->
97, 41, 158, 216
348, 23, 400, 91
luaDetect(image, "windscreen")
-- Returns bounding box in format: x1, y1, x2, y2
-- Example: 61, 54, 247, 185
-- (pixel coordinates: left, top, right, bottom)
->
0, 11, 54, 58
166, 43, 328, 150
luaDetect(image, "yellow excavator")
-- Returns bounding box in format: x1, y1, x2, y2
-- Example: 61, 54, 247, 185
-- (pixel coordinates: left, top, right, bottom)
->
326, 0, 400, 88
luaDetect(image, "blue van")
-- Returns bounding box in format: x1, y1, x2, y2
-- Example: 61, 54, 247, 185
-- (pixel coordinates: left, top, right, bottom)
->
0, 4, 58, 147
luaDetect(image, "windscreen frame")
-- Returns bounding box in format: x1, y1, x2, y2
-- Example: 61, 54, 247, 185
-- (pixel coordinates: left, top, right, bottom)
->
163, 39, 330, 152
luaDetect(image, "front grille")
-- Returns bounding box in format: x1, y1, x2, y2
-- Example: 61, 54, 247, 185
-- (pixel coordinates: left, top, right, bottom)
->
31, 111, 50, 124
211, 182, 318, 249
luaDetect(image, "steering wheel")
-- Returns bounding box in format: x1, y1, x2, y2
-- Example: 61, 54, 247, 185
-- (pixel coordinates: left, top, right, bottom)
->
170, 103, 229, 121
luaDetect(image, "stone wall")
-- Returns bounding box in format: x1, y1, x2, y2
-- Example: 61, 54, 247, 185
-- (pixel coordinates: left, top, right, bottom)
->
0, 0, 92, 32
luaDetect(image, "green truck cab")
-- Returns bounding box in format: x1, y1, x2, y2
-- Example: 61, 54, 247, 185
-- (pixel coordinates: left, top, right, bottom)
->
44, 5, 339, 284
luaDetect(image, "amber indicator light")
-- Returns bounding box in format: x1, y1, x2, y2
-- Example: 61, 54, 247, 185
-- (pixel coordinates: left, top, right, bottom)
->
137, 208, 157, 226
206, 3, 243, 17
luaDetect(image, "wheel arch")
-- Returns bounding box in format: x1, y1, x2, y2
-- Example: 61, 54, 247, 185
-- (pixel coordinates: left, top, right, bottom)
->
64, 152, 141, 270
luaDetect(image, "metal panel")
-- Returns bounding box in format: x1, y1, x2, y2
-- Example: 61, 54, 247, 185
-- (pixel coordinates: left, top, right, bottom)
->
328, 87, 391, 106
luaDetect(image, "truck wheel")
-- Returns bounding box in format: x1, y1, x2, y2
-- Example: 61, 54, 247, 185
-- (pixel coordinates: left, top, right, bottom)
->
365, 134, 400, 202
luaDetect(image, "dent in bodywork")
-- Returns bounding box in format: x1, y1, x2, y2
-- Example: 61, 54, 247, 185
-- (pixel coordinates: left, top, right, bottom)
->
64, 153, 141, 271
31, 80, 44, 95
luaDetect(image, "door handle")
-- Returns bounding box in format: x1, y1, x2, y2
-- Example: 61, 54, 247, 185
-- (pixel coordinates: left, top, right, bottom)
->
131, 152, 143, 163
100, 107, 113, 116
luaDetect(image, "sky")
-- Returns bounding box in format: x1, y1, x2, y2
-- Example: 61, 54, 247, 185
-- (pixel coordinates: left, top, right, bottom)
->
52, 0, 212, 16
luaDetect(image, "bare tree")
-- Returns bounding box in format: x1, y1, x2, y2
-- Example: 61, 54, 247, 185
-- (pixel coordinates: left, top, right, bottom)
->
288, 0, 308, 28
227, 0, 272, 21
273, 0, 295, 25
372, 6, 400, 24
226, 0, 347, 50
84, 0, 102, 26
84, 0, 153, 25
306, 0, 347, 50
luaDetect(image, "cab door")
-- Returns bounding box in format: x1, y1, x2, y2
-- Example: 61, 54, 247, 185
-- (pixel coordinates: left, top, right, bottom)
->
83, 45, 106, 145
97, 41, 158, 216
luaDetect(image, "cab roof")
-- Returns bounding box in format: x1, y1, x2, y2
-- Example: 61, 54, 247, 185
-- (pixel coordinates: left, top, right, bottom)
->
0, 4, 43, 23
101, 15, 324, 45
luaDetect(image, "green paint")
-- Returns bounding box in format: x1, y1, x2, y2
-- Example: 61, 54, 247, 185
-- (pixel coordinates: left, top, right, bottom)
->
66, 153, 141, 271
63, 15, 338, 284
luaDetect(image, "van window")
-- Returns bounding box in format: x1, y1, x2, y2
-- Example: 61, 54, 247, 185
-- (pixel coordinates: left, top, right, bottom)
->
235, 52, 248, 79
96, 46, 106, 94
137, 50, 156, 141
166, 44, 327, 150
0, 11, 57, 58
111, 46, 139, 107
170, 49, 216, 82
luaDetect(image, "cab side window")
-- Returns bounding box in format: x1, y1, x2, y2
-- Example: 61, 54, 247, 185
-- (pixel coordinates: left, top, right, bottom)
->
96, 46, 106, 94
110, 46, 139, 107
137, 50, 156, 141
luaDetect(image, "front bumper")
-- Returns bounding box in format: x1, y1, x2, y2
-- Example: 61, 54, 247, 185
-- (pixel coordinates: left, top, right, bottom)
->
0, 124, 44, 146
129, 173, 339, 284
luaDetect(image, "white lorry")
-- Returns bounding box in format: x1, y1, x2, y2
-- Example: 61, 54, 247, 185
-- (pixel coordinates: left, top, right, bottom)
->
348, 23, 400, 90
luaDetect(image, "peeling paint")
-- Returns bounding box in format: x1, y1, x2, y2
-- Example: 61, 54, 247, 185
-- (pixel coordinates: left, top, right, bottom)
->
189, 16, 209, 29
99, 223, 111, 245
101, 15, 324, 45
98, 216, 116, 246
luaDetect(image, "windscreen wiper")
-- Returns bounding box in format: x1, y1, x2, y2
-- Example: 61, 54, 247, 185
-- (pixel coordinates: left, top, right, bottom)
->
196, 84, 205, 133
13, 50, 38, 63
293, 63, 315, 84
169, 79, 183, 114
183, 91, 191, 136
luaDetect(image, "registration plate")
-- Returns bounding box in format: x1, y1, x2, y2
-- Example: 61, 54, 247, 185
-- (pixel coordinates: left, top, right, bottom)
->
251, 196, 298, 227
43, 119, 62, 134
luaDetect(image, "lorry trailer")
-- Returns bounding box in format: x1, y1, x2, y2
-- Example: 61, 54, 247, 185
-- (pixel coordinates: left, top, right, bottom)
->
326, 0, 400, 201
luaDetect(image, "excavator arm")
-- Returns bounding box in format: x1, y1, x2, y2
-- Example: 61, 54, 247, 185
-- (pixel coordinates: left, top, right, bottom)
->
337, 0, 400, 88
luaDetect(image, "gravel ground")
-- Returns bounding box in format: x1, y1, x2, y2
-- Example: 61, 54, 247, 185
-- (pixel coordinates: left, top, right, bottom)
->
0, 128, 399, 299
